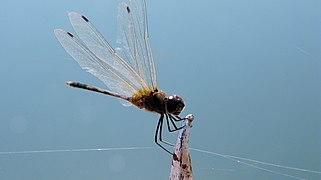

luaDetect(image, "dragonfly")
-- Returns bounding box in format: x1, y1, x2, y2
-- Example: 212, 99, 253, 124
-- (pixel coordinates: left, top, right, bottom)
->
54, 0, 185, 154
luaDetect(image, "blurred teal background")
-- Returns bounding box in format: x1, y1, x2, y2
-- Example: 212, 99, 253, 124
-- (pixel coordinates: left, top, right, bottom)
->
0, 0, 320, 179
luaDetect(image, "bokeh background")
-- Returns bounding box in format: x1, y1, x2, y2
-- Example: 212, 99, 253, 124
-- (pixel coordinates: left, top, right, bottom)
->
0, 0, 320, 179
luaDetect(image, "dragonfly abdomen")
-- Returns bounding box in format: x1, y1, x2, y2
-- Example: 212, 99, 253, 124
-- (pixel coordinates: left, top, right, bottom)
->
66, 81, 130, 101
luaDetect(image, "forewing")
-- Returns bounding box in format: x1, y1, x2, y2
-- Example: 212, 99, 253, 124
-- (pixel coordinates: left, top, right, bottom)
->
68, 12, 149, 93
54, 29, 136, 98
116, 0, 157, 91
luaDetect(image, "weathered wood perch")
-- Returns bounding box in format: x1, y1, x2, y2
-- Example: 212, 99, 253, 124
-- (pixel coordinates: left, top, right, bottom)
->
169, 114, 194, 180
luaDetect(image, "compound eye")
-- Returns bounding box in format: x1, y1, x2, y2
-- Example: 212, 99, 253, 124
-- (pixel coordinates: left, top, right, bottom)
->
166, 95, 185, 115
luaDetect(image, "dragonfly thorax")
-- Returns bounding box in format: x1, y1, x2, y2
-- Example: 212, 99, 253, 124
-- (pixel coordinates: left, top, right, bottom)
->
130, 90, 185, 115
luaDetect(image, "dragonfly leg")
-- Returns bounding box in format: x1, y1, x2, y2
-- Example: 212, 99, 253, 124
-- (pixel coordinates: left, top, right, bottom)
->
166, 114, 184, 132
170, 114, 185, 122
155, 114, 174, 155
159, 116, 174, 147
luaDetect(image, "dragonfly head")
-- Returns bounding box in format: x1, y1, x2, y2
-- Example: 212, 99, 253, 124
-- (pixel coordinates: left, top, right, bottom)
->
165, 95, 185, 115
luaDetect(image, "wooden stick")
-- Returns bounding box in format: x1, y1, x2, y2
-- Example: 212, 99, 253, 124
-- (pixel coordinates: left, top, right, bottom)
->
169, 114, 194, 180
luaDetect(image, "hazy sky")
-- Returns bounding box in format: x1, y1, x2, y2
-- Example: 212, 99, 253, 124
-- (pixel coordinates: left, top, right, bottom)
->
0, 0, 320, 179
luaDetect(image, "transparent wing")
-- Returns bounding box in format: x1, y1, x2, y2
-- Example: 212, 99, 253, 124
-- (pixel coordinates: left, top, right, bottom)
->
54, 29, 137, 98
67, 12, 149, 93
116, 0, 157, 91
